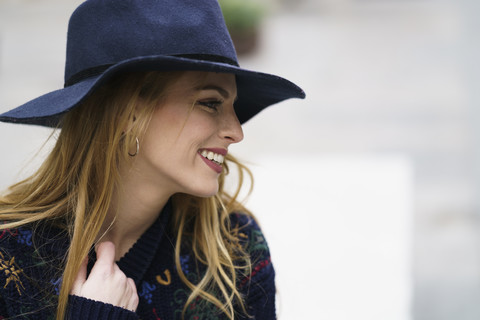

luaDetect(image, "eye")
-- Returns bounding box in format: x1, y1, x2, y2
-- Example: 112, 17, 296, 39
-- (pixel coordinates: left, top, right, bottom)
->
198, 100, 222, 112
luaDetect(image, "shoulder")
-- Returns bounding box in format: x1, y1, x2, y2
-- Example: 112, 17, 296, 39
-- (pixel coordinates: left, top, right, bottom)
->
229, 212, 274, 282
0, 223, 66, 299
229, 213, 276, 316
0, 224, 40, 307
0, 222, 66, 259
0, 226, 30, 281
229, 213, 271, 259
0, 225, 35, 262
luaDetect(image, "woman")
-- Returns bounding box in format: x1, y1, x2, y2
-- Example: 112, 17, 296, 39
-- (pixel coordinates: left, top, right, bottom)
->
0, 0, 304, 319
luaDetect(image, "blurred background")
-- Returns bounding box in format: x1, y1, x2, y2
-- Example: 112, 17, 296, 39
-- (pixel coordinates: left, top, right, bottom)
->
0, 0, 479, 319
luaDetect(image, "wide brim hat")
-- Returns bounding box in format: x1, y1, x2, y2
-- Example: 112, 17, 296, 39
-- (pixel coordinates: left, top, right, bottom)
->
0, 0, 305, 127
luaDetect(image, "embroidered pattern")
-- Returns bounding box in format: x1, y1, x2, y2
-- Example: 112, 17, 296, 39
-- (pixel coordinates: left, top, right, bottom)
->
179, 255, 191, 275
240, 257, 271, 288
172, 288, 222, 320
152, 308, 162, 319
245, 229, 268, 253
139, 281, 157, 304
0, 251, 25, 295
17, 229, 33, 246
0, 228, 18, 240
50, 277, 62, 295
156, 269, 172, 286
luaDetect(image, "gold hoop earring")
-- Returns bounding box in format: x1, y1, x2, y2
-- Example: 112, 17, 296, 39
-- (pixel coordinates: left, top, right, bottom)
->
128, 137, 139, 157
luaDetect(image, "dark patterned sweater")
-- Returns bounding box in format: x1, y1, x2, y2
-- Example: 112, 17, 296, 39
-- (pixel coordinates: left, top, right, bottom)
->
0, 202, 275, 319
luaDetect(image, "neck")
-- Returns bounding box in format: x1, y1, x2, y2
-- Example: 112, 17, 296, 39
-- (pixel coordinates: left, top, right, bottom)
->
99, 163, 173, 261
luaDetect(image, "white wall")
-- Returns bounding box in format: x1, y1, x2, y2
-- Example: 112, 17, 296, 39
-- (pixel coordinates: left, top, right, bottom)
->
241, 155, 413, 319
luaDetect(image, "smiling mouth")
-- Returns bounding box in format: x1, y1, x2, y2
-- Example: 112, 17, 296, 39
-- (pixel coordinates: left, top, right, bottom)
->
200, 150, 225, 165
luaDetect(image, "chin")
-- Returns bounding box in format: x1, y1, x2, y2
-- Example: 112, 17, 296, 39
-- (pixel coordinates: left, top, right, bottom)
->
196, 188, 220, 198
187, 182, 220, 198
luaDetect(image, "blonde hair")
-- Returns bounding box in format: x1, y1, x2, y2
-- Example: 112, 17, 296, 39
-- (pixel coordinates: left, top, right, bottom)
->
0, 71, 254, 319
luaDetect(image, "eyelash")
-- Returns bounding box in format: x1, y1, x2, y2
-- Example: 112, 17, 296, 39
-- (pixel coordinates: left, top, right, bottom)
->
198, 100, 222, 111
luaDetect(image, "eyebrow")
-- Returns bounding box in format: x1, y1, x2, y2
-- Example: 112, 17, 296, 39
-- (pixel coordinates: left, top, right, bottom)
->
198, 85, 238, 101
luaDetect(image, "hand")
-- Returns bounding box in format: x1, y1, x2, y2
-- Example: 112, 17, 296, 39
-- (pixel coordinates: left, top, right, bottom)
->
71, 241, 139, 312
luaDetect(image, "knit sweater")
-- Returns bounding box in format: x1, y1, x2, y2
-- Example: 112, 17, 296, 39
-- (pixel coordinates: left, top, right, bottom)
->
0, 202, 275, 319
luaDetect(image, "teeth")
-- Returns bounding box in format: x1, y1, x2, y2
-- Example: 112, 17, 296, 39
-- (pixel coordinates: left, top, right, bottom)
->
200, 150, 225, 164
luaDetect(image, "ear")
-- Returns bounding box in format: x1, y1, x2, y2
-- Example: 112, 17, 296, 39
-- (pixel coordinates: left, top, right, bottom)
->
122, 114, 136, 135
123, 97, 145, 134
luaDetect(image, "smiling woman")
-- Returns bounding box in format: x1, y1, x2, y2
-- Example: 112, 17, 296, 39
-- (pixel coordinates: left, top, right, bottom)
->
137, 72, 243, 198
0, 0, 304, 319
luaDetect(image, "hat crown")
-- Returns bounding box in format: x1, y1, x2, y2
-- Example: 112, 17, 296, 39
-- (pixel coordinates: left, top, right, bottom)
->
65, 0, 238, 83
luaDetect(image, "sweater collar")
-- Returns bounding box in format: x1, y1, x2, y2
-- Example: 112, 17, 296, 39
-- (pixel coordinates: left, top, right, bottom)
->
115, 199, 172, 285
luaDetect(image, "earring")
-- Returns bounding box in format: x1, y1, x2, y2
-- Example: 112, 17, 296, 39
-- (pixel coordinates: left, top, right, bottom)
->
128, 137, 139, 157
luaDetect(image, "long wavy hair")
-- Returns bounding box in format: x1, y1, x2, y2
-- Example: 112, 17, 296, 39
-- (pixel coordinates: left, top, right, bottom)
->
0, 71, 254, 319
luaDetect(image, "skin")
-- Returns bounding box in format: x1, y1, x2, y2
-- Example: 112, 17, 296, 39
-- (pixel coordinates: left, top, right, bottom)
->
70, 72, 243, 311
71, 242, 139, 311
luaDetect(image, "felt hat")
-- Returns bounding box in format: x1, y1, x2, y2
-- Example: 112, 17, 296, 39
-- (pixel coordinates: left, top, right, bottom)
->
0, 0, 305, 127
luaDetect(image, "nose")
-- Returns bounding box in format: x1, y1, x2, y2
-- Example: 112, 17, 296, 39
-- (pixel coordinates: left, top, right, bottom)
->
220, 108, 244, 144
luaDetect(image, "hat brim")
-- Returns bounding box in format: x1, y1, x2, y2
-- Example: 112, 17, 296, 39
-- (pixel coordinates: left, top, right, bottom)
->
0, 55, 305, 127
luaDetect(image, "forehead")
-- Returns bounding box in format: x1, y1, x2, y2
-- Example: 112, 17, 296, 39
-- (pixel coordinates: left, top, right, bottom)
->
166, 71, 237, 95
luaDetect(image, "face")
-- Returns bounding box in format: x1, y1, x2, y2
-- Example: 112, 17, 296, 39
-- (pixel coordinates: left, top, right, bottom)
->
132, 71, 243, 198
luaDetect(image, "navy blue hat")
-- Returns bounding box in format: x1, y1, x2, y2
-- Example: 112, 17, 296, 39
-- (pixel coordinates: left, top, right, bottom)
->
0, 0, 305, 127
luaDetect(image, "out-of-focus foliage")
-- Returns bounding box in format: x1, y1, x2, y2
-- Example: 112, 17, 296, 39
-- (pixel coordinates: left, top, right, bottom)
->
218, 0, 266, 32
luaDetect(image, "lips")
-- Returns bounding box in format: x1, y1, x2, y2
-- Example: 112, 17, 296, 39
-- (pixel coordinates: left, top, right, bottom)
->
200, 149, 225, 165
198, 148, 227, 173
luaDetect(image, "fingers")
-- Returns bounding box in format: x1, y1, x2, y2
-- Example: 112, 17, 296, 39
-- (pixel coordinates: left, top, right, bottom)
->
70, 256, 88, 296
94, 241, 116, 269
127, 277, 139, 311
70, 241, 139, 312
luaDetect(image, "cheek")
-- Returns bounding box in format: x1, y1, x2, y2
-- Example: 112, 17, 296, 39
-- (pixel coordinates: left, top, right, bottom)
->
145, 107, 185, 142
143, 107, 218, 158
184, 122, 213, 140
184, 111, 219, 136
152, 107, 184, 130
140, 122, 177, 163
